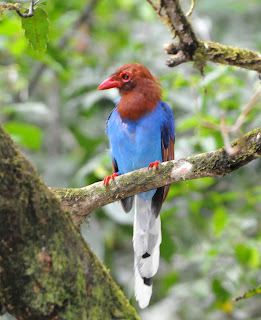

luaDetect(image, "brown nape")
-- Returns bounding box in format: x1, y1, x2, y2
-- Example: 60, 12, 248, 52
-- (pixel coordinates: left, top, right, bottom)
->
114, 64, 162, 120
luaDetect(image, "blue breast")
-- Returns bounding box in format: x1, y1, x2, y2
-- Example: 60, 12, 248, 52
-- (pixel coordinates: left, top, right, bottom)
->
106, 99, 175, 200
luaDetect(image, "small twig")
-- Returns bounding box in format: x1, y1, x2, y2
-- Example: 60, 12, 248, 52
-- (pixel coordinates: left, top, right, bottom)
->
233, 284, 261, 302
58, 0, 98, 48
201, 88, 261, 136
201, 120, 220, 131
230, 89, 261, 133
15, 0, 35, 18
165, 50, 189, 67
185, 0, 195, 17
220, 113, 239, 155
146, 0, 161, 15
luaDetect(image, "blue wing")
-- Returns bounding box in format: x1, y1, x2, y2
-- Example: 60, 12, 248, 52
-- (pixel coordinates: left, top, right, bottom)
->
158, 101, 175, 202
160, 101, 175, 148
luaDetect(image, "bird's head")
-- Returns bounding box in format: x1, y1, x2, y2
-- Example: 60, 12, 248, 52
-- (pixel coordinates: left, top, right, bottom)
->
98, 63, 162, 120
98, 63, 161, 96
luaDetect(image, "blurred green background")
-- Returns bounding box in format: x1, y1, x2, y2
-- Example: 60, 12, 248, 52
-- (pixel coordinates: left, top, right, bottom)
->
0, 0, 261, 319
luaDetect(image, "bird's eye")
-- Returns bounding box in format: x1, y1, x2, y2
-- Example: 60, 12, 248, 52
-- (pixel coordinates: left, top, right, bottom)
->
121, 72, 131, 82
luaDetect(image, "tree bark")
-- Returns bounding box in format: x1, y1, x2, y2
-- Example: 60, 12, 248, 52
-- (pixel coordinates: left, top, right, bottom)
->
0, 126, 139, 320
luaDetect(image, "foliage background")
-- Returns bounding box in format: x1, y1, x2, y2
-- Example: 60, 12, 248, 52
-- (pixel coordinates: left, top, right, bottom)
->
0, 0, 261, 319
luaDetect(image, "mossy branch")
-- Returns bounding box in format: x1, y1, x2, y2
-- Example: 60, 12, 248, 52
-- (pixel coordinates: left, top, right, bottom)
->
51, 127, 261, 228
0, 125, 139, 320
165, 40, 261, 73
148, 0, 261, 72
0, 3, 21, 15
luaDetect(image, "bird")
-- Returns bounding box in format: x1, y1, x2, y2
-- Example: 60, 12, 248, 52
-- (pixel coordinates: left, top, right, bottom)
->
98, 63, 175, 308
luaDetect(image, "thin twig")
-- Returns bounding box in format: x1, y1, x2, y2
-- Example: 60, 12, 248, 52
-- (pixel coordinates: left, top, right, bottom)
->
146, 0, 161, 15
185, 0, 195, 16
165, 50, 189, 67
233, 284, 261, 302
201, 120, 220, 131
15, 0, 35, 18
220, 112, 239, 155
201, 88, 261, 135
231, 89, 261, 133
59, 0, 98, 48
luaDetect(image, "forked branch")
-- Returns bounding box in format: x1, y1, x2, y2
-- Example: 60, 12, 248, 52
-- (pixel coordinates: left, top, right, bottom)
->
148, 0, 261, 72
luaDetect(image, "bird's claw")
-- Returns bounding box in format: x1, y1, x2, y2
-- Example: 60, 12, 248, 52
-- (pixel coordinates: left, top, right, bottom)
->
148, 161, 161, 170
103, 172, 119, 187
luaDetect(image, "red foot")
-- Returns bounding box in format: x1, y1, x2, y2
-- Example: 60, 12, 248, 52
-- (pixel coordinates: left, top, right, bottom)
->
148, 161, 161, 170
103, 173, 119, 187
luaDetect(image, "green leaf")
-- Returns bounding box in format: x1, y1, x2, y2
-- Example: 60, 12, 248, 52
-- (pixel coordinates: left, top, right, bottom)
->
21, 8, 49, 53
3, 121, 43, 151
235, 244, 260, 268
212, 279, 230, 302
212, 206, 228, 237
235, 244, 251, 265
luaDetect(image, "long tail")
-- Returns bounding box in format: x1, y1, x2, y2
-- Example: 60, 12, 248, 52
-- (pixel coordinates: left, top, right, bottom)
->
133, 196, 162, 309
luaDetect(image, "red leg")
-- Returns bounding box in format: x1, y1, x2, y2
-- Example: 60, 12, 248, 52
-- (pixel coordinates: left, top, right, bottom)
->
148, 160, 161, 170
103, 172, 119, 187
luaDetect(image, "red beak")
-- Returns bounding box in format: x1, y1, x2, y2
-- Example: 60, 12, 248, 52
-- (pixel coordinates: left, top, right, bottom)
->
97, 77, 121, 90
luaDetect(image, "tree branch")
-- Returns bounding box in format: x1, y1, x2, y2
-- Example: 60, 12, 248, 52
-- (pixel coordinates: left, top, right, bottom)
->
50, 127, 261, 228
148, 0, 261, 72
165, 41, 261, 72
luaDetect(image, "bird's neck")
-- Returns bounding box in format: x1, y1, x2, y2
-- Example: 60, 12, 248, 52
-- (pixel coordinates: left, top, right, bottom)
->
117, 81, 162, 121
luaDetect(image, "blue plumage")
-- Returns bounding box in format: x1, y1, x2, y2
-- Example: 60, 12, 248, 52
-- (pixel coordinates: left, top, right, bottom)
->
106, 99, 175, 200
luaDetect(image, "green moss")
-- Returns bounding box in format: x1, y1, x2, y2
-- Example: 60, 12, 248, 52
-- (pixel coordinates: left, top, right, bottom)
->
192, 43, 208, 73
203, 41, 261, 72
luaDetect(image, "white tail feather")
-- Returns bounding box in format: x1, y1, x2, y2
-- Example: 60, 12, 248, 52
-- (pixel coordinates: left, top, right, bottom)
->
134, 263, 152, 309
133, 196, 162, 308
